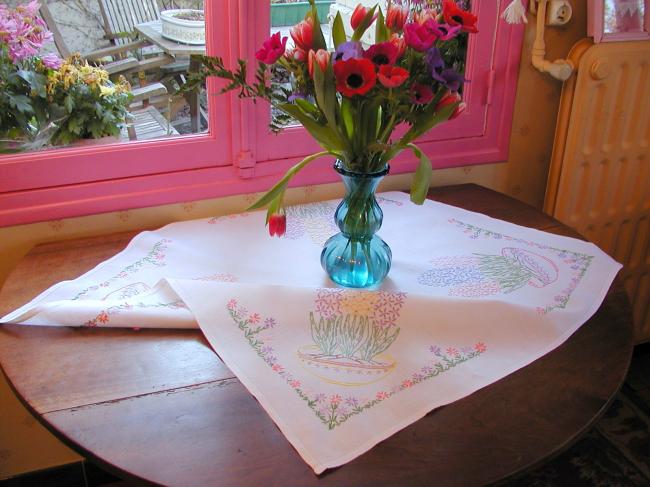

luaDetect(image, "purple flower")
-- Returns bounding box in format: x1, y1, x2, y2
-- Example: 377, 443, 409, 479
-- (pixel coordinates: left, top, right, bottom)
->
288, 92, 306, 102
334, 41, 363, 62
425, 47, 465, 92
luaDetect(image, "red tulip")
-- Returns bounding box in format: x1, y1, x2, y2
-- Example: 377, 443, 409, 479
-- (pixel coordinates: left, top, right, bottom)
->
255, 32, 288, 64
442, 0, 479, 33
389, 34, 407, 59
268, 211, 286, 237
308, 48, 331, 77
286, 47, 308, 62
435, 91, 466, 119
414, 8, 437, 25
291, 18, 314, 52
351, 4, 377, 30
386, 3, 408, 32
333, 58, 377, 97
377, 65, 409, 88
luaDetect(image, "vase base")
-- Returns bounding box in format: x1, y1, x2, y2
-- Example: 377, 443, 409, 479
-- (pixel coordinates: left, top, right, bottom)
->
320, 233, 392, 288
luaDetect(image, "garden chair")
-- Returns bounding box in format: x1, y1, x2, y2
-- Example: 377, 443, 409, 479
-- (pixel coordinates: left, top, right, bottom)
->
39, 3, 176, 142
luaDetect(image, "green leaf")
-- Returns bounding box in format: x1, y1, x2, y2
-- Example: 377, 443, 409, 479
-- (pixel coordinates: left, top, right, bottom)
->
307, 0, 327, 51
407, 143, 432, 205
332, 12, 346, 48
246, 150, 334, 211
351, 5, 377, 42
375, 8, 389, 43
64, 95, 75, 113
7, 94, 32, 113
340, 98, 354, 140
294, 98, 320, 118
278, 103, 344, 151
17, 70, 47, 98
312, 61, 341, 143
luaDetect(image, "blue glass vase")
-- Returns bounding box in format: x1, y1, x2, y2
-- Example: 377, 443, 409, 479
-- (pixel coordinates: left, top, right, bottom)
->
321, 161, 391, 288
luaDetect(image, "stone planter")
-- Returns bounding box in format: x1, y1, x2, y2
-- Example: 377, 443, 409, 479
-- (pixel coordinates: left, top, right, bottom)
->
160, 9, 205, 45
271, 1, 333, 27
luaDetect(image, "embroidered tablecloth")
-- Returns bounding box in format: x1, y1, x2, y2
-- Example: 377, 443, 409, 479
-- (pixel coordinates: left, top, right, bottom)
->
1, 192, 621, 474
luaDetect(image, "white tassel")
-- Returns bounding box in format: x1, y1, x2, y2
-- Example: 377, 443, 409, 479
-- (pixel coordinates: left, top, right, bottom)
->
501, 0, 528, 24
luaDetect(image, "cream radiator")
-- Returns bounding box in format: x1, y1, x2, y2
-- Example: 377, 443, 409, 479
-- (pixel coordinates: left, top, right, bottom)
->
545, 39, 650, 343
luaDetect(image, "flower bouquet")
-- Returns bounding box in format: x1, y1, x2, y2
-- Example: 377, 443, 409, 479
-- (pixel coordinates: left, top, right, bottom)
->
186, 0, 477, 287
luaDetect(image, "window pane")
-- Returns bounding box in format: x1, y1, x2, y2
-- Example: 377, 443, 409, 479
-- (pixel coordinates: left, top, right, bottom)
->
604, 0, 646, 34
267, 0, 471, 130
1, 0, 209, 154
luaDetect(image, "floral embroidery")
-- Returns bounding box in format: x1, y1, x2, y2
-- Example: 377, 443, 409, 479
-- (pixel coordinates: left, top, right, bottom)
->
227, 297, 485, 430
207, 213, 252, 225
83, 299, 186, 327
376, 195, 404, 207
72, 239, 172, 301
284, 202, 338, 245
415, 220, 595, 313
193, 273, 238, 282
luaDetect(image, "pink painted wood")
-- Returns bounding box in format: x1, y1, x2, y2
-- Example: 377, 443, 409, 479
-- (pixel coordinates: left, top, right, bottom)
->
588, 0, 650, 43
0, 1, 526, 227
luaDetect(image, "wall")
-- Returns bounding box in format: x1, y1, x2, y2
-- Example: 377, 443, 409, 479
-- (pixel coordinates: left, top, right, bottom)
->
0, 4, 588, 480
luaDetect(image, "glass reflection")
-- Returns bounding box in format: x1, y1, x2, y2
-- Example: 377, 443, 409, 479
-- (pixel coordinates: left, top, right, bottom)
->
604, 0, 646, 34
0, 0, 208, 155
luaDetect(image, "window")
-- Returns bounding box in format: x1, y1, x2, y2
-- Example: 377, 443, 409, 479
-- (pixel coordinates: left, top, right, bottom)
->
0, 1, 525, 226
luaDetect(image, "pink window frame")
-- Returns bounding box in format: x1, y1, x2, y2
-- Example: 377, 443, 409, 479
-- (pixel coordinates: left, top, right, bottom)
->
588, 0, 650, 43
0, 0, 526, 227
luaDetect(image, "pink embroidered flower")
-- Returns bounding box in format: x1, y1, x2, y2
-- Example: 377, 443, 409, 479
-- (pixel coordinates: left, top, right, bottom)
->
290, 379, 301, 389
446, 347, 460, 357
330, 394, 342, 406
227, 299, 238, 310
248, 313, 261, 324
401, 379, 413, 389
474, 342, 487, 353
97, 311, 109, 324
272, 363, 284, 373
376, 391, 390, 401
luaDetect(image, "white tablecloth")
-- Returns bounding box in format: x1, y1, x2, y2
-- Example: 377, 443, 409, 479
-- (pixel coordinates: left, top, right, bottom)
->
1, 192, 621, 474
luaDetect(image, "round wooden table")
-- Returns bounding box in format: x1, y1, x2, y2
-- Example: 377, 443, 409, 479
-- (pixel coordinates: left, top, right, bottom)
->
0, 184, 634, 486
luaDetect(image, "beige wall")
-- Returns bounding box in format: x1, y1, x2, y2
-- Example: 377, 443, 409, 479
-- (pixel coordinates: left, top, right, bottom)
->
0, 5, 588, 480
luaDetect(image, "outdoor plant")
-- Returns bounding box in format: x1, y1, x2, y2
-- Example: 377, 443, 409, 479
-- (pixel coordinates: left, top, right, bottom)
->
46, 54, 132, 145
0, 1, 132, 151
185, 0, 477, 231
0, 1, 66, 152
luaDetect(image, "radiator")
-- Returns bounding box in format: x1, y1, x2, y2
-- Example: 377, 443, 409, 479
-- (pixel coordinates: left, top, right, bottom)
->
545, 39, 650, 343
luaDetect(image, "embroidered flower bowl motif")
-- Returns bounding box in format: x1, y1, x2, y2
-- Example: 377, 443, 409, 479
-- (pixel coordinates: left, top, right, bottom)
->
101, 282, 151, 301
226, 296, 487, 430
436, 219, 594, 313
418, 247, 559, 297
297, 289, 404, 386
